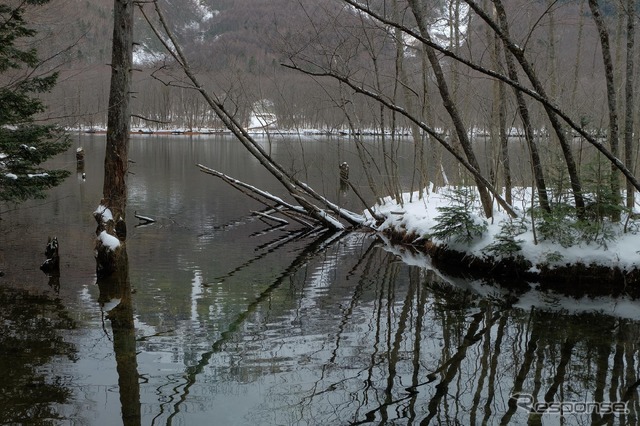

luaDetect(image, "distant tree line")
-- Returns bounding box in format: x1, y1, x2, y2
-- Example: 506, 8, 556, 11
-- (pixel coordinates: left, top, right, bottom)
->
43, 1, 623, 138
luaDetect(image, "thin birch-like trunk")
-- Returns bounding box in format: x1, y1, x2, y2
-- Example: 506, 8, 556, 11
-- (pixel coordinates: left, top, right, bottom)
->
408, 0, 494, 218
624, 0, 635, 209
589, 0, 622, 220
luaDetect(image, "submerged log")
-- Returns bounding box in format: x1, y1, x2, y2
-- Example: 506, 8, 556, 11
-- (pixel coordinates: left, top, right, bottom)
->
40, 236, 60, 274
134, 211, 156, 225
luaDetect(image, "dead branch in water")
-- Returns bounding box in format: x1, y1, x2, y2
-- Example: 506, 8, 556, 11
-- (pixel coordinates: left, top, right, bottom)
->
134, 211, 156, 225
198, 164, 330, 229
252, 210, 289, 225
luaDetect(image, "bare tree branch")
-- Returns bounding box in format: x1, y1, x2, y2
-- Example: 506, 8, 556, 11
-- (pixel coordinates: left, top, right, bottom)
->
283, 61, 518, 218
333, 0, 640, 195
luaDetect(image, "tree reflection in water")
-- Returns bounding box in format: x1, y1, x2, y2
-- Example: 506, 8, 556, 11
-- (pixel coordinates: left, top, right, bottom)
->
97, 248, 141, 426
3, 228, 640, 424
0, 286, 76, 424
147, 231, 640, 425
6, 135, 640, 423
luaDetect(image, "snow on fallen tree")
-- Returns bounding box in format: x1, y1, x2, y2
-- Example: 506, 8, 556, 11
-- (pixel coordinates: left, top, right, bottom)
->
197, 164, 368, 231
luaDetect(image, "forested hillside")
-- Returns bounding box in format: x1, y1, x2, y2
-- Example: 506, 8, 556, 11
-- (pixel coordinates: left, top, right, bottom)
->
21, 0, 616, 133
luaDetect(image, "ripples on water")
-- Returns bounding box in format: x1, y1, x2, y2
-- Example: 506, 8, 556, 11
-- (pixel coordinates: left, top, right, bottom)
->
0, 135, 639, 425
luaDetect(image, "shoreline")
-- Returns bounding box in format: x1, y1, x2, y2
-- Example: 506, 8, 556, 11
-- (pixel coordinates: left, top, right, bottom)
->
73, 128, 416, 137
382, 228, 640, 299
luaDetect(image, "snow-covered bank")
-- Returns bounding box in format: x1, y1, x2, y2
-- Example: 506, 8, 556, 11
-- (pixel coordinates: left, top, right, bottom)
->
380, 237, 640, 320
368, 186, 640, 297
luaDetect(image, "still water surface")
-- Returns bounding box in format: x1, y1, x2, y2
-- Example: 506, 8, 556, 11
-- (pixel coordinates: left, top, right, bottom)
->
1, 134, 639, 425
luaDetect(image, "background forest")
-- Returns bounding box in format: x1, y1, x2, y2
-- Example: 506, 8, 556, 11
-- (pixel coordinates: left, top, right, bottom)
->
25, 0, 617, 134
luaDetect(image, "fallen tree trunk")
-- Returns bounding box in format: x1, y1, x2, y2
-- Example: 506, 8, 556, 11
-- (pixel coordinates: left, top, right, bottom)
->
140, 2, 370, 231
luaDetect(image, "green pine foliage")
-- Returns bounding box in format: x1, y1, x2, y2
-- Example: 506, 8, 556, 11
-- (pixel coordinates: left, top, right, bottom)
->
484, 219, 527, 258
429, 187, 487, 244
0, 1, 70, 204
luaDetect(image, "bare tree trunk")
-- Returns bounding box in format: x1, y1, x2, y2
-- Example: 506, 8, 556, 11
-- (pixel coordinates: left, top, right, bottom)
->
356, 17, 398, 202
485, 1, 547, 211
589, 0, 621, 220
488, 6, 512, 207
393, 0, 425, 200
422, 46, 439, 192
546, 0, 558, 101
570, 1, 586, 110
498, 78, 512, 206
502, 44, 550, 212
95, 0, 134, 277
472, 0, 585, 217
624, 0, 635, 209
408, 0, 494, 218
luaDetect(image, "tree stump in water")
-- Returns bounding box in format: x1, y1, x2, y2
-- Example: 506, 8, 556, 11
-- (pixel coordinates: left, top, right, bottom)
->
40, 237, 59, 273
339, 162, 350, 181
40, 237, 60, 292
339, 161, 350, 191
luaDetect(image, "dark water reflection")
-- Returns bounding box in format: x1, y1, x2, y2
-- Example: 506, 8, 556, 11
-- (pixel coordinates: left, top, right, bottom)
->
0, 134, 639, 425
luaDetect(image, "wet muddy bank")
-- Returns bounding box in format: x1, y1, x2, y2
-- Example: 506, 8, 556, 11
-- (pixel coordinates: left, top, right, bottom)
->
383, 229, 640, 299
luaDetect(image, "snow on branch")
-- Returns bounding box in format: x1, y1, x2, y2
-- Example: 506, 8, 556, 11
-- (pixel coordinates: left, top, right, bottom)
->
197, 163, 346, 230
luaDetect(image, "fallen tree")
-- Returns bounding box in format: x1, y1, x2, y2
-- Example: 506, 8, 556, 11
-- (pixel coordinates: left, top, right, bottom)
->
138, 1, 371, 231
197, 164, 335, 229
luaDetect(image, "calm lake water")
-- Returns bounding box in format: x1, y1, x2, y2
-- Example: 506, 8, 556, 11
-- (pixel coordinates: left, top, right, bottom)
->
1, 134, 639, 425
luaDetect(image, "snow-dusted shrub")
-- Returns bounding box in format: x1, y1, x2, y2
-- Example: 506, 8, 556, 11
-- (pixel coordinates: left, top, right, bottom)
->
484, 219, 528, 258
428, 187, 487, 244
534, 203, 577, 248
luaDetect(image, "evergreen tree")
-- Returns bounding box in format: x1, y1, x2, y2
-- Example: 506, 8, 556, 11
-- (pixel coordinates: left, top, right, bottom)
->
0, 1, 70, 206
